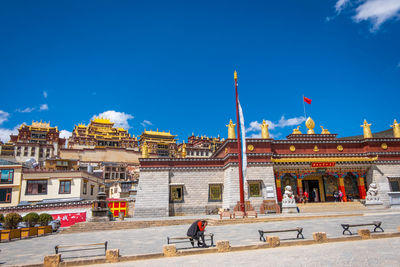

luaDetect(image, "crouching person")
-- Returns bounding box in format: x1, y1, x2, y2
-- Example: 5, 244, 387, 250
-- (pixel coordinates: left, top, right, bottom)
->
187, 220, 208, 248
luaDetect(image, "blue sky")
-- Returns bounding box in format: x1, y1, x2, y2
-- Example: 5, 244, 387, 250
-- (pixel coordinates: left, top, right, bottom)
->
0, 0, 399, 143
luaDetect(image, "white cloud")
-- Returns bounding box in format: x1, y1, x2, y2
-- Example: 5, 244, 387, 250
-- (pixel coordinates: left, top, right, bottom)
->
43, 91, 48, 98
60, 130, 72, 139
333, 0, 400, 31
16, 107, 35, 113
141, 120, 153, 127
92, 110, 134, 129
335, 0, 350, 13
39, 104, 49, 111
0, 124, 20, 143
0, 110, 10, 125
246, 116, 305, 138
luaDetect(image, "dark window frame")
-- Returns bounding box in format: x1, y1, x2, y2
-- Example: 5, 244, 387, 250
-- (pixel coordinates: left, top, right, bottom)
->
25, 180, 48, 195
170, 185, 184, 203
0, 188, 12, 203
248, 181, 262, 197
0, 169, 14, 184
208, 184, 223, 202
59, 180, 71, 194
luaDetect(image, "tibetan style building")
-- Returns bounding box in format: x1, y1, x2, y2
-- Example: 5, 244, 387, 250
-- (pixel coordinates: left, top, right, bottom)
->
134, 118, 400, 217
177, 134, 224, 158
139, 130, 177, 158
68, 118, 138, 149
0, 121, 66, 165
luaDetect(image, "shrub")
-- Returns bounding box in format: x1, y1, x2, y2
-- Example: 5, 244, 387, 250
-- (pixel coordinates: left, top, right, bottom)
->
23, 212, 40, 227
0, 213, 4, 223
39, 213, 54, 226
4, 213, 22, 229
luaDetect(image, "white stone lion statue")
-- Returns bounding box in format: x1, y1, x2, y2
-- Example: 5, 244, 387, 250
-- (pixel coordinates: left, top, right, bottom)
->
282, 185, 295, 205
366, 183, 380, 201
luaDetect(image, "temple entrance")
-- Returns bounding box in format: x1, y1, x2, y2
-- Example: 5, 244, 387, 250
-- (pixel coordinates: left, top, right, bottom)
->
303, 180, 321, 202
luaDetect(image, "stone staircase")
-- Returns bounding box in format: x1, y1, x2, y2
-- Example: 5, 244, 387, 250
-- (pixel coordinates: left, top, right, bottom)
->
297, 201, 367, 213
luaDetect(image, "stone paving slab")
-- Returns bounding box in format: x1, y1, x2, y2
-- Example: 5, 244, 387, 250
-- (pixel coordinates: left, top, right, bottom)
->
87, 237, 400, 267
1, 211, 399, 266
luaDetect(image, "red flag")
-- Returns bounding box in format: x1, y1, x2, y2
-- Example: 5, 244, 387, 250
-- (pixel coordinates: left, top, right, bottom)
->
303, 96, 312, 104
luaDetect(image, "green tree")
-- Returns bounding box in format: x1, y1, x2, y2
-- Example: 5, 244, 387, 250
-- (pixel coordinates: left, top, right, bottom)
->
23, 212, 40, 227
4, 213, 22, 229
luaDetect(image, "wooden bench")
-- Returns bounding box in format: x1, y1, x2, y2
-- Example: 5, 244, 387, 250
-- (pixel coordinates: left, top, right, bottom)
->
341, 221, 384, 235
167, 233, 214, 247
258, 227, 304, 242
55, 242, 108, 256
233, 211, 245, 219
260, 200, 281, 214
246, 210, 258, 218
219, 211, 232, 219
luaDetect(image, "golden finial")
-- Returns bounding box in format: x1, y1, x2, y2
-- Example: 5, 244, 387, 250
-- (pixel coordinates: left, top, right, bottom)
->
181, 141, 187, 158
391, 119, 400, 138
226, 119, 236, 139
292, 126, 302, 134
305, 117, 315, 134
142, 141, 149, 158
361, 120, 372, 139
261, 120, 270, 139
320, 126, 330, 134
234, 70, 238, 81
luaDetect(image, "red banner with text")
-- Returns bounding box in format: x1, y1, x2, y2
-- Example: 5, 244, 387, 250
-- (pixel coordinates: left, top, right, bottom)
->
51, 212, 87, 227
311, 162, 336, 168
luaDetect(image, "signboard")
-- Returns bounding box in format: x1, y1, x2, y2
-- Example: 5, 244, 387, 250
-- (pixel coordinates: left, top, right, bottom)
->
51, 212, 87, 227
311, 162, 335, 168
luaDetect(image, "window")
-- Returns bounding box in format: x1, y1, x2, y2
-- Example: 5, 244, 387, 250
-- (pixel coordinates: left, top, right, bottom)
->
24, 148, 28, 156
30, 149, 35, 156
0, 169, 14, 184
209, 184, 222, 201
248, 181, 262, 197
0, 188, 12, 203
90, 185, 95, 195
170, 185, 183, 202
59, 180, 71, 194
389, 178, 400, 192
83, 181, 87, 194
26, 180, 47, 195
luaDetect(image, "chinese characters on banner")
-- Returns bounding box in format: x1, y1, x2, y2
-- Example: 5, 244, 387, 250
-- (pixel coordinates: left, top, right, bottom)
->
51, 212, 87, 227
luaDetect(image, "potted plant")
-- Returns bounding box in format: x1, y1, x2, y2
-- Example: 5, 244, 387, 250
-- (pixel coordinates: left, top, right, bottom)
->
1, 213, 22, 242
21, 213, 39, 238
38, 213, 53, 235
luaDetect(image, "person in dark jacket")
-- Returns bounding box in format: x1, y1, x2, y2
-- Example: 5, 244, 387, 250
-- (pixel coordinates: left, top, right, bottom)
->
187, 220, 208, 247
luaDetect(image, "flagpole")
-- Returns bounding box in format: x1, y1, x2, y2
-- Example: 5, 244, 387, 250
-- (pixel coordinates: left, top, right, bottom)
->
234, 70, 245, 213
302, 94, 307, 119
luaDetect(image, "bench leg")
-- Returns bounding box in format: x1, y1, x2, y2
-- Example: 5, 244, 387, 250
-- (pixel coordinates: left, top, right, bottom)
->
258, 231, 266, 242
342, 226, 352, 235
210, 234, 214, 247
167, 237, 170, 245
105, 241, 108, 255
297, 229, 304, 239
373, 225, 384, 233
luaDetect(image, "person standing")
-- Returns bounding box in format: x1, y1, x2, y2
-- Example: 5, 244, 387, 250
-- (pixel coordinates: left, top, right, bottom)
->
303, 191, 309, 204
338, 190, 343, 202
333, 191, 339, 202
187, 220, 208, 248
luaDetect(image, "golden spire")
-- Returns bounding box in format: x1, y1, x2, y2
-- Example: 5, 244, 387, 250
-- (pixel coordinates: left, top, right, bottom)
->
320, 126, 330, 134
361, 120, 373, 139
305, 117, 315, 134
391, 119, 400, 138
142, 141, 149, 158
226, 119, 236, 139
181, 141, 187, 158
261, 120, 270, 139
234, 70, 238, 81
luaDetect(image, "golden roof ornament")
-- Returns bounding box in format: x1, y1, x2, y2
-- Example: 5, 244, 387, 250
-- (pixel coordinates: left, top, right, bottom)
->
261, 120, 270, 139
391, 119, 400, 138
181, 141, 187, 158
292, 126, 302, 134
361, 119, 373, 139
226, 119, 236, 139
305, 117, 315, 134
141, 141, 149, 158
320, 126, 330, 134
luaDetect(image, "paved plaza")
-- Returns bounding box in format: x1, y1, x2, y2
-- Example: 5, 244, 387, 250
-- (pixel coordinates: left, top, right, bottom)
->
0, 211, 400, 266
88, 237, 400, 267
